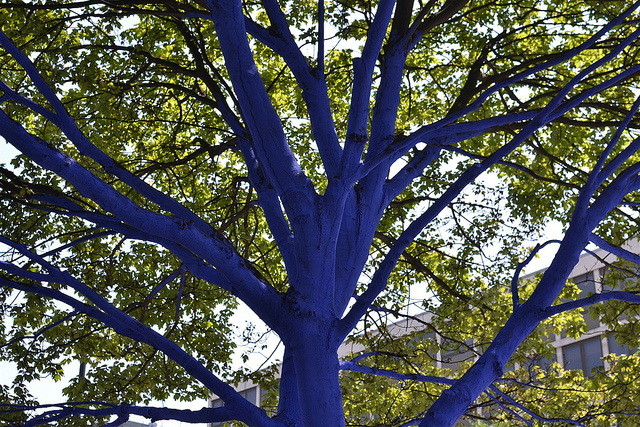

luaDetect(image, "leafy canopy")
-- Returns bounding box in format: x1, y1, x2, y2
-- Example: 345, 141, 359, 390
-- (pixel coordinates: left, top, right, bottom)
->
1, 0, 640, 426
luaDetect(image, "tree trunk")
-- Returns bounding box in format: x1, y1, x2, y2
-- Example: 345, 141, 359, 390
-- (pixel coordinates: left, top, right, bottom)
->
276, 349, 302, 426
289, 320, 345, 427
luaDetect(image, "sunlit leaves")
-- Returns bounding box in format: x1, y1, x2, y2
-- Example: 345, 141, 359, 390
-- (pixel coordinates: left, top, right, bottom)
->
1, 0, 640, 425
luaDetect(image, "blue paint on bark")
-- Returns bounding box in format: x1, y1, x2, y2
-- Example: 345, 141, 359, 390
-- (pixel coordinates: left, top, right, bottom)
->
2, 1, 640, 425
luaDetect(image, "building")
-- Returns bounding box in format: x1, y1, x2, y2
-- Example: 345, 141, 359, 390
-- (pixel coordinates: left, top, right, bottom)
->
120, 421, 154, 427
527, 240, 639, 374
209, 241, 640, 425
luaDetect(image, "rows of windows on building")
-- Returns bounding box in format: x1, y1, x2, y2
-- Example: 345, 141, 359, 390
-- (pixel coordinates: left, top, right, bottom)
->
530, 269, 638, 375
394, 270, 639, 376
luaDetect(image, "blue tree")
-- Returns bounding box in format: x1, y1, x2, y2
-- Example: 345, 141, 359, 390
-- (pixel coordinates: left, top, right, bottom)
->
2, 1, 640, 426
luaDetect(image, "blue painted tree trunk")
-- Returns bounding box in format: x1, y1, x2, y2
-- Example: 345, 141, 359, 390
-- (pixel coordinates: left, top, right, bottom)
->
2, 1, 640, 426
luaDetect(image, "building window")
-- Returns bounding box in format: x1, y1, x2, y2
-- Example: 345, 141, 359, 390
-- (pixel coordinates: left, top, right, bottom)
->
524, 351, 557, 383
440, 338, 474, 371
528, 352, 556, 371
561, 272, 600, 338
562, 336, 603, 376
608, 333, 638, 356
573, 272, 596, 295
601, 267, 640, 321
211, 387, 258, 427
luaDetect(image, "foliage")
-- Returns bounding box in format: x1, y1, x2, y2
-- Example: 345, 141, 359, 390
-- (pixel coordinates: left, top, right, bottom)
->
1, 0, 640, 426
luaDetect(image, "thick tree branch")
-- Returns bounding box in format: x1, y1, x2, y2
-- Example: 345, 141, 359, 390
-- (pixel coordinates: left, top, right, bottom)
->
2, 401, 256, 426
0, 114, 284, 329
247, 1, 342, 175
0, 31, 219, 237
424, 134, 640, 425
341, 0, 396, 176
376, 41, 640, 191
384, 61, 640, 202
542, 291, 640, 319
589, 234, 640, 266
205, 0, 318, 227
236, 137, 296, 271
340, 82, 594, 340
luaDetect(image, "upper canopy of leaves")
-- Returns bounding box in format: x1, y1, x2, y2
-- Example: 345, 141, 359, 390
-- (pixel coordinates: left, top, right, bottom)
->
1, 0, 640, 425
